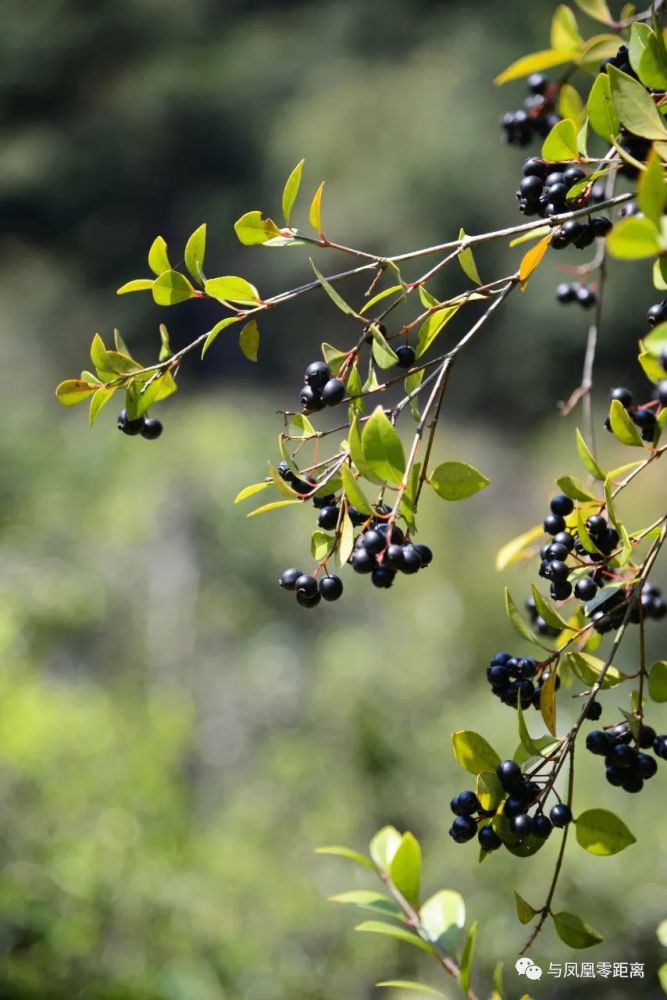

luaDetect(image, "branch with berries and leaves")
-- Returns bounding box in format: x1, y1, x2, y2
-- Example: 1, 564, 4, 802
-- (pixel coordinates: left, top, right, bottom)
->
56, 1, 667, 996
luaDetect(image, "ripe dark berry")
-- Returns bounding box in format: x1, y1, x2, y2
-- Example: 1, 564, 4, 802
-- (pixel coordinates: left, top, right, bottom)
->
550, 494, 574, 516
503, 795, 526, 818
452, 790, 481, 815
563, 165, 585, 185
449, 815, 477, 843
657, 379, 667, 407
279, 567, 303, 591
371, 566, 396, 589
556, 282, 577, 303
117, 409, 145, 436
605, 764, 625, 786
413, 543, 433, 567
632, 408, 656, 441
638, 724, 656, 749
319, 575, 343, 601
549, 803, 572, 827
590, 215, 612, 237
384, 543, 405, 568
362, 530, 386, 555
543, 513, 566, 535
636, 752, 658, 779
546, 541, 568, 561
395, 345, 416, 369
574, 577, 597, 602
586, 514, 606, 537
278, 461, 294, 482
300, 385, 324, 413
304, 361, 331, 388
296, 589, 321, 608
586, 730, 610, 755
350, 548, 375, 574
519, 175, 544, 199
141, 417, 163, 440
294, 573, 318, 598
348, 506, 368, 527
610, 386, 633, 409
647, 301, 667, 328
478, 825, 502, 851
553, 531, 574, 551
510, 813, 534, 837
584, 701, 602, 721
607, 743, 636, 769
400, 544, 422, 574
622, 774, 643, 793
533, 814, 552, 839
576, 286, 596, 309
550, 580, 572, 601
527, 72, 548, 94
653, 734, 667, 759
548, 560, 570, 583
561, 219, 583, 244
321, 377, 346, 406
517, 657, 537, 679
317, 506, 339, 530
496, 759, 523, 793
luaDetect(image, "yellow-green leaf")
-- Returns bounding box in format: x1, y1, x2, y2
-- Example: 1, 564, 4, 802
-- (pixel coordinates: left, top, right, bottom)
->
148, 235, 170, 276
239, 319, 260, 362
309, 181, 325, 234
184, 223, 206, 284
117, 278, 154, 295
234, 210, 282, 246
282, 158, 305, 225
495, 48, 580, 86
152, 270, 196, 306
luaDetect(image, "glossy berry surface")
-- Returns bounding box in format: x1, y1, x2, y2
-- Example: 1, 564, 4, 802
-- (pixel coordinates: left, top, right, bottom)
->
141, 417, 163, 440
549, 803, 572, 827
321, 378, 346, 406
395, 345, 416, 369
319, 575, 343, 601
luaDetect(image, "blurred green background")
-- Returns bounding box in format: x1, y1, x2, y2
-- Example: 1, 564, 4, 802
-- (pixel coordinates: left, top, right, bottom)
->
1, 1, 666, 998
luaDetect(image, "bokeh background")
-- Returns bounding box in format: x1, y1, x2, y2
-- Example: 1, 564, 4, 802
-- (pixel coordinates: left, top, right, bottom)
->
0, 1, 665, 998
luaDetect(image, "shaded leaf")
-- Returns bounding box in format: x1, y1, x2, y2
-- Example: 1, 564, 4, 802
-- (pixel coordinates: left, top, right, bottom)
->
429, 461, 490, 501
476, 770, 504, 811
315, 844, 375, 870
505, 587, 540, 645
556, 474, 598, 502
355, 921, 436, 955
565, 651, 625, 688
609, 398, 644, 446
239, 319, 260, 362
329, 891, 401, 918
361, 407, 405, 484
310, 260, 357, 317
575, 808, 636, 855
420, 890, 465, 952
540, 667, 558, 736
587, 71, 620, 141
341, 465, 372, 514
389, 833, 421, 908
514, 891, 537, 925
648, 660, 667, 701
458, 921, 477, 994
638, 149, 667, 226
552, 911, 603, 948
89, 385, 117, 427
415, 305, 459, 358
573, 0, 612, 23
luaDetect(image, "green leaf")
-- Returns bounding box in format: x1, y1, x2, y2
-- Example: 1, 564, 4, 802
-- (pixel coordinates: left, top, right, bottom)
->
587, 71, 620, 142
359, 284, 404, 315
552, 911, 603, 949
289, 412, 316, 437
117, 278, 154, 295
148, 235, 170, 276
542, 118, 579, 160
565, 651, 625, 688
629, 23, 667, 90
234, 210, 282, 245
246, 499, 301, 518
607, 215, 662, 260
608, 64, 667, 139
370, 826, 402, 870
517, 701, 550, 759
349, 415, 384, 485
310, 260, 357, 317
504, 587, 540, 646
152, 270, 196, 306
575, 808, 636, 856
644, 320, 667, 357
329, 891, 401, 918
419, 890, 465, 952
282, 159, 305, 226
341, 465, 372, 514
89, 385, 117, 427
648, 660, 667, 701
184, 223, 206, 284
239, 319, 260, 362
311, 529, 334, 561
201, 316, 242, 358
205, 275, 260, 305
309, 181, 325, 233
458, 921, 477, 994
133, 371, 177, 418
452, 730, 501, 775
514, 891, 538, 925
609, 398, 644, 446
355, 921, 436, 955
551, 5, 583, 51
158, 323, 172, 361
429, 461, 490, 501
55, 379, 99, 406
337, 510, 354, 569
376, 982, 444, 998
321, 342, 348, 376
573, 0, 612, 23
494, 48, 580, 86
526, 588, 567, 635
315, 845, 375, 870
556, 474, 598, 502
361, 407, 405, 484
476, 770, 504, 811
576, 506, 602, 554
576, 428, 605, 480
540, 666, 558, 736
415, 305, 459, 358
370, 324, 399, 369
639, 150, 667, 227
234, 481, 271, 503
495, 524, 543, 571
389, 833, 421, 908
559, 82, 584, 124
457, 229, 481, 284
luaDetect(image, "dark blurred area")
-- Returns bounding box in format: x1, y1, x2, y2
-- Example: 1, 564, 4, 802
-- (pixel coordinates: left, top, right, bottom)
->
0, 2, 665, 998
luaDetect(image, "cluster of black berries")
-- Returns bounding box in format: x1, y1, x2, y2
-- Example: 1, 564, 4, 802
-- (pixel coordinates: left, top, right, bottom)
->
449, 759, 571, 849
586, 721, 664, 793
117, 410, 163, 440
501, 74, 559, 147
279, 567, 343, 608
300, 361, 346, 414
538, 493, 580, 600
555, 282, 597, 309
516, 158, 589, 219
350, 519, 433, 588
552, 215, 611, 250
605, 386, 659, 442
486, 652, 560, 711
600, 44, 637, 79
